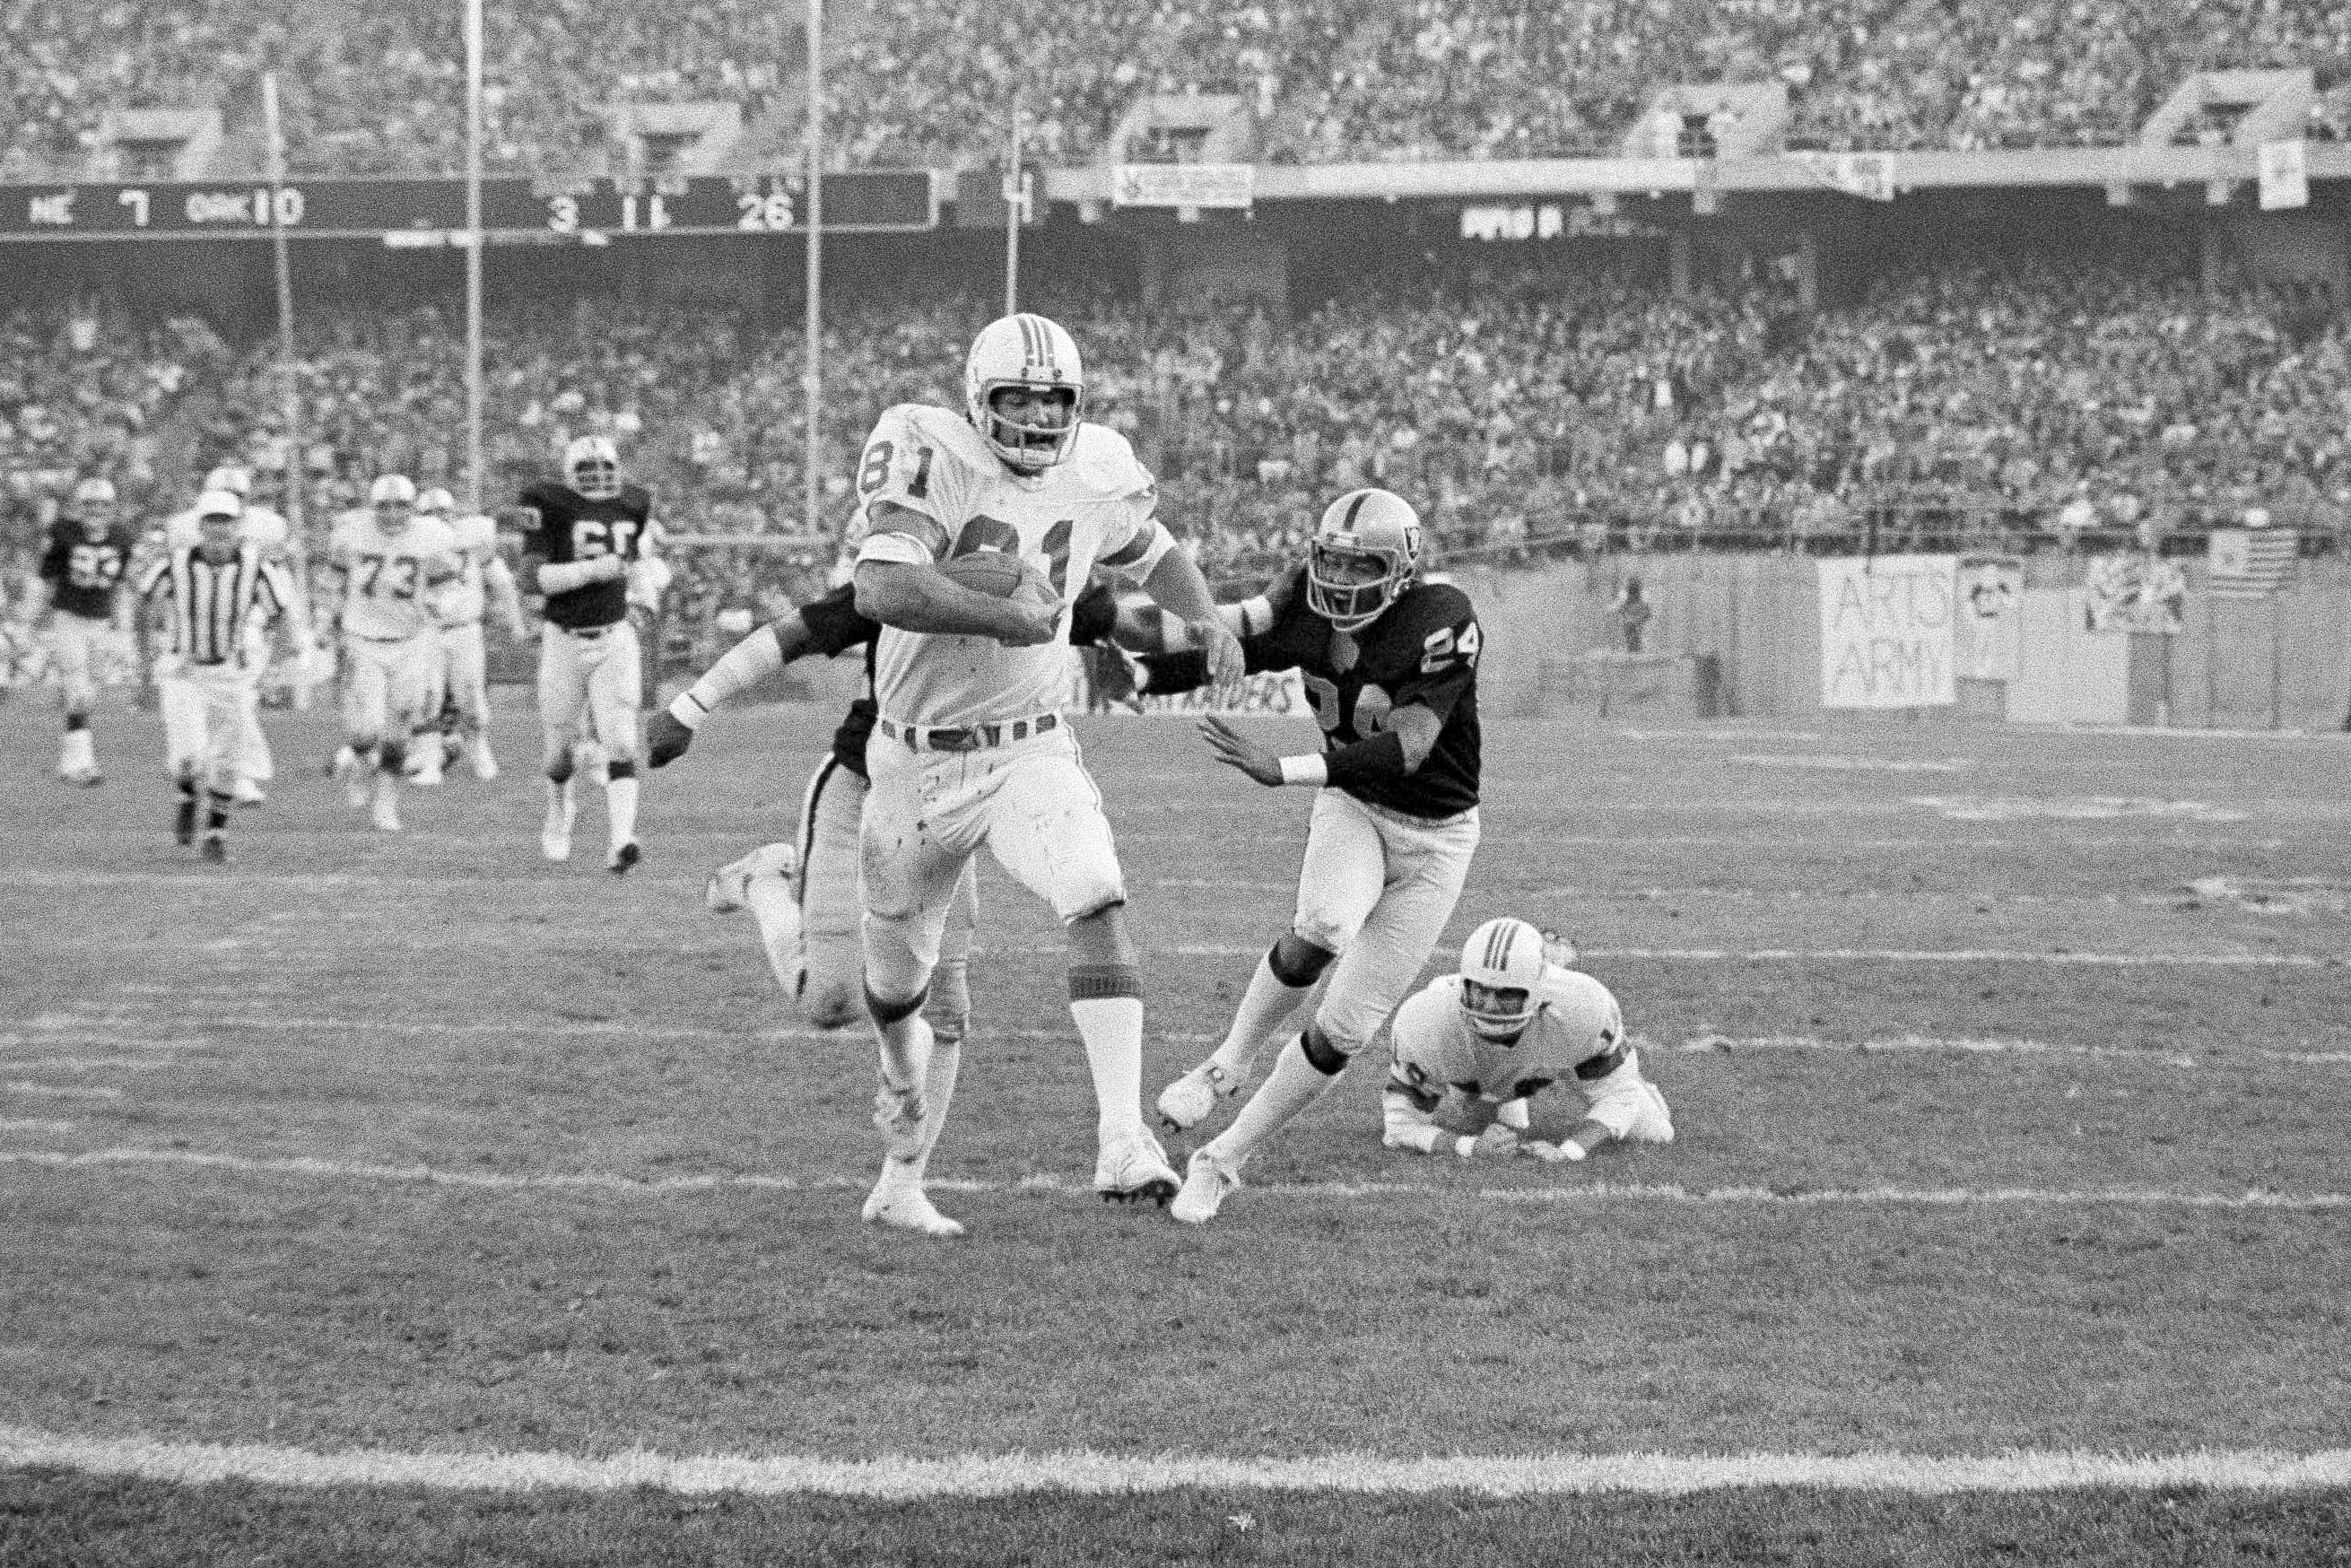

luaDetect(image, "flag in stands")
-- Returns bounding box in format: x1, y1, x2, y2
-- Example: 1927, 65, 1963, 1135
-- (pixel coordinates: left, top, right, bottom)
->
2206, 525, 2300, 599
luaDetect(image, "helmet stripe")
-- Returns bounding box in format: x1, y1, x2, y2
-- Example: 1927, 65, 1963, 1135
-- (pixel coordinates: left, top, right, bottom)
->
1484, 921, 1515, 975
1342, 491, 1371, 531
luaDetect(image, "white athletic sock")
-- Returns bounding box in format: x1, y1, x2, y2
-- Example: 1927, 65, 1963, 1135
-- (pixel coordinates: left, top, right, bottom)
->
1205, 1034, 1345, 1170
1211, 952, 1316, 1076
877, 1010, 934, 1101
1070, 995, 1145, 1143
901, 1039, 960, 1182
605, 773, 640, 846
61, 728, 94, 773
743, 874, 805, 995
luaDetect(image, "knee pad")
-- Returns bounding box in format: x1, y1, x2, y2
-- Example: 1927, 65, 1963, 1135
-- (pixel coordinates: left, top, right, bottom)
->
377, 742, 406, 774
863, 979, 929, 1028
1268, 936, 1336, 989
801, 978, 862, 1032
63, 710, 90, 731
1300, 1023, 1352, 1076
605, 757, 636, 781
545, 748, 575, 786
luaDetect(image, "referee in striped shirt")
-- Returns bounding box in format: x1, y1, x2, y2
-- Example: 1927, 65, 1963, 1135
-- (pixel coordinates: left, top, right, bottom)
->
138, 489, 295, 862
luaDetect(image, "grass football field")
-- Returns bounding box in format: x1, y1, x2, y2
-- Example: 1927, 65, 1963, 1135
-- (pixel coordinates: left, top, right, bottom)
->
1, 693, 2347, 1565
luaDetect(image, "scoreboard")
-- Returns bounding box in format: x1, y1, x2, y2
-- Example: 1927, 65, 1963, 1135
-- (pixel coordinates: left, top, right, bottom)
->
1, 172, 935, 240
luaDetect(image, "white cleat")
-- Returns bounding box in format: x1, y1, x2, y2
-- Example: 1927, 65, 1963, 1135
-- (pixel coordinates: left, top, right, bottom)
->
1171, 1147, 1243, 1225
370, 780, 403, 833
58, 766, 103, 788
470, 737, 499, 781
410, 756, 444, 787
861, 1173, 964, 1238
231, 777, 266, 807
541, 788, 577, 862
704, 842, 799, 913
1093, 1127, 1181, 1206
1156, 1058, 1248, 1133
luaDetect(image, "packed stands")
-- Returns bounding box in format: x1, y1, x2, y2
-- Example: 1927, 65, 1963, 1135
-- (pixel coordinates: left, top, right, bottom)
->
6, 0, 2351, 174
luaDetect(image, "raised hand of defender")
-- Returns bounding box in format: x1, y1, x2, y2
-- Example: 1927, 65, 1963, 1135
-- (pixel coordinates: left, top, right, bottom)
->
1191, 616, 1246, 697
646, 710, 694, 768
1199, 714, 1283, 787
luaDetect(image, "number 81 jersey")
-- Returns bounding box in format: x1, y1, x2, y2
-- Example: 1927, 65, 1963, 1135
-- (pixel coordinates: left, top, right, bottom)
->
852, 402, 1169, 729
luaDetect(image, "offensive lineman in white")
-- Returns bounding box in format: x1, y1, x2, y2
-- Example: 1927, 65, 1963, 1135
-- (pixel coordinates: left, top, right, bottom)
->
324, 475, 459, 832
411, 486, 527, 783
849, 311, 1244, 1237
1382, 918, 1673, 1163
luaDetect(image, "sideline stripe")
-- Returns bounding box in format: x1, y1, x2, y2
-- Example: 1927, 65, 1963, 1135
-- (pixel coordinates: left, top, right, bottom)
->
1676, 1034, 2351, 1068
1160, 945, 2329, 967
0, 1426, 2344, 1497
12, 1015, 1214, 1047
3, 1148, 2341, 1212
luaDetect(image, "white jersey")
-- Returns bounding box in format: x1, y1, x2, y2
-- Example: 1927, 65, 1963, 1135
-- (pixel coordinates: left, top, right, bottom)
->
329, 511, 457, 641
1387, 966, 1633, 1109
437, 512, 500, 626
852, 404, 1170, 728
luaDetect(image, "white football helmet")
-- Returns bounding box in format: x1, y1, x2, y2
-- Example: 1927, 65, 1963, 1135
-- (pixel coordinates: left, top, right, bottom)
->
964, 313, 1084, 472
370, 473, 417, 534
415, 486, 457, 518
563, 435, 623, 500
203, 464, 255, 498
1307, 488, 1422, 632
71, 476, 117, 533
1458, 917, 1547, 1041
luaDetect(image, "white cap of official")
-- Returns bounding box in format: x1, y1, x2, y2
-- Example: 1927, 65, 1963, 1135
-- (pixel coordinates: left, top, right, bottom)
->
196, 489, 244, 520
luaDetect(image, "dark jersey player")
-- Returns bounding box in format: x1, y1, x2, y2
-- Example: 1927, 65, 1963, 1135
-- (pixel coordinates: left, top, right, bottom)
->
28, 477, 138, 785
511, 434, 665, 872
1141, 487, 1486, 1224
647, 577, 1123, 1048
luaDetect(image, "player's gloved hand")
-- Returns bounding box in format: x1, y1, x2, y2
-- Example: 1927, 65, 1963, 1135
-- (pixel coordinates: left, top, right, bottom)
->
646, 710, 693, 768
1520, 1138, 1587, 1163
1198, 714, 1284, 787
1191, 616, 1246, 695
1458, 1124, 1520, 1159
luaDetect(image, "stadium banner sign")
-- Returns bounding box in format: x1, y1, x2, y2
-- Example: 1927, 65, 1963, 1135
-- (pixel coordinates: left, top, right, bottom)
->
2083, 552, 2189, 632
1109, 163, 1254, 211
2259, 139, 2310, 211
1797, 151, 1898, 202
1816, 554, 1956, 709
0, 172, 935, 240
1954, 555, 2024, 682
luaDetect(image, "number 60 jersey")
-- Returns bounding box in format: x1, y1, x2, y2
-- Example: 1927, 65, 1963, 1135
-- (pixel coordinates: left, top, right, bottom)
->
852, 403, 1173, 731
515, 477, 656, 632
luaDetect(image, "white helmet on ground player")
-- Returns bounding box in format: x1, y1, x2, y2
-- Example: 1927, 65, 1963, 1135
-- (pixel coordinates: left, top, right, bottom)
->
965, 313, 1084, 472
1458, 917, 1548, 1041
564, 435, 623, 500
1308, 488, 1422, 632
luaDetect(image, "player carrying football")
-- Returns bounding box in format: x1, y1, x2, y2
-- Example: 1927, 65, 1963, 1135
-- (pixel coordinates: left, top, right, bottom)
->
512, 435, 666, 872
842, 311, 1243, 1236
1145, 487, 1486, 1224
23, 476, 135, 786
1381, 918, 1673, 1163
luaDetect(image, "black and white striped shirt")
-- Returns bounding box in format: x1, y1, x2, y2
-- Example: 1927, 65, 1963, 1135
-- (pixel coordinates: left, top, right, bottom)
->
139, 544, 292, 667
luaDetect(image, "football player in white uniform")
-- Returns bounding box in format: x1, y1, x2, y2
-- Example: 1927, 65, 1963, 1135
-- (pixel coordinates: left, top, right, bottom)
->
847, 311, 1243, 1237
411, 486, 527, 783
1381, 919, 1673, 1163
324, 475, 459, 832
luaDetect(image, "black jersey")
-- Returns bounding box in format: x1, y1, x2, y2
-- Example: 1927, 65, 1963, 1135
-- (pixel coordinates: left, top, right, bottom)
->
515, 480, 655, 631
801, 578, 1122, 780
1148, 565, 1482, 819
39, 519, 136, 622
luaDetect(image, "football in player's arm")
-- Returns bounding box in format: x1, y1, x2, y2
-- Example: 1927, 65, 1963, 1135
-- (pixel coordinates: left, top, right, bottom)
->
1380, 918, 1673, 1163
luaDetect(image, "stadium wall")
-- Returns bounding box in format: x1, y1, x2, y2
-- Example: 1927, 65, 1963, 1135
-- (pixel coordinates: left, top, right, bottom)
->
1456, 554, 2351, 730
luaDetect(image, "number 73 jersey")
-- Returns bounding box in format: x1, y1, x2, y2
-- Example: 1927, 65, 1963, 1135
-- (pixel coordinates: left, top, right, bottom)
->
852, 402, 1169, 729
328, 512, 457, 640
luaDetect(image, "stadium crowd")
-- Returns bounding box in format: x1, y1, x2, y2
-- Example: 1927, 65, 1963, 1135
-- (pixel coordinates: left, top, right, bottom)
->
5, 0, 2351, 176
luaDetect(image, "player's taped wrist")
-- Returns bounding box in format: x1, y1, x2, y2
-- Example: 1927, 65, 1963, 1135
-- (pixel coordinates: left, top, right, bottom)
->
671, 626, 784, 730
1226, 596, 1276, 638
1277, 754, 1328, 788
537, 559, 610, 594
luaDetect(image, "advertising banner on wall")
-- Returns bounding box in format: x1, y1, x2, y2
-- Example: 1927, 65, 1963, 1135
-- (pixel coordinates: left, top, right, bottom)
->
1816, 555, 1956, 708
1954, 555, 2024, 682
2082, 552, 2188, 632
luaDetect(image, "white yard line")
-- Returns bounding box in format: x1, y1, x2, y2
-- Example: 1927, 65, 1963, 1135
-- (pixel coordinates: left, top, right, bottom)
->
1675, 1034, 2351, 1068
0, 1424, 2342, 1496
0, 1119, 74, 1134
2, 1083, 121, 1101
7, 1015, 1213, 1047
2, 1147, 2340, 1212
1158, 945, 2328, 966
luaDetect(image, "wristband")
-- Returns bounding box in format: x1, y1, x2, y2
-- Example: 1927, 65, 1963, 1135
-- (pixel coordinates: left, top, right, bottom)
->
1277, 754, 1328, 788
1232, 596, 1275, 638
666, 691, 710, 730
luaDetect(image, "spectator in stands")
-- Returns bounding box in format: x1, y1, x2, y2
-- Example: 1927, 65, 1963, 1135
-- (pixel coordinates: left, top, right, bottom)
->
1611, 575, 1651, 654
